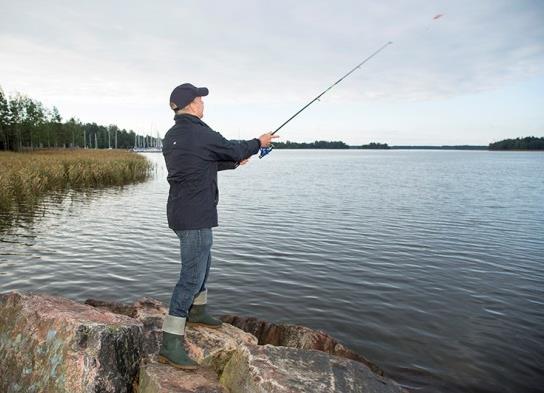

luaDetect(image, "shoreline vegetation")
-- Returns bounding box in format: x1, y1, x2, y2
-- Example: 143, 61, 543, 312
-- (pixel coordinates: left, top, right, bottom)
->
0, 149, 152, 213
272, 137, 544, 150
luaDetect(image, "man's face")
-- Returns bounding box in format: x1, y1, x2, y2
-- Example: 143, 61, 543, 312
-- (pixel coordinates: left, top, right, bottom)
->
193, 96, 204, 118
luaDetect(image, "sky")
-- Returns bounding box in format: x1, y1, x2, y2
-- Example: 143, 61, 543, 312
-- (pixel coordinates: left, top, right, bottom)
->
1, 0, 543, 145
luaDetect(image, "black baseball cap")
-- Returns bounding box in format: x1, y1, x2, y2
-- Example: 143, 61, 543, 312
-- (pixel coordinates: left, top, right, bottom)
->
169, 83, 209, 111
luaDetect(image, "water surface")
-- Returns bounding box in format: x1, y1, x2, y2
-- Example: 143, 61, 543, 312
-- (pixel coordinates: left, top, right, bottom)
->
1, 150, 543, 393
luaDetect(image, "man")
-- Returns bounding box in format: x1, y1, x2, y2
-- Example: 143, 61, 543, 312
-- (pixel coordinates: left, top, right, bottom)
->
159, 83, 277, 369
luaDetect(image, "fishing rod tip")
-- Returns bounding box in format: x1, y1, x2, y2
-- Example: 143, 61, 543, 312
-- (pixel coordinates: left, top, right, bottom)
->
388, 41, 393, 45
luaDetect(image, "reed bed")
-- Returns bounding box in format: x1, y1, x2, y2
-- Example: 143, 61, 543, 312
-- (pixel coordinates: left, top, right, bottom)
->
0, 149, 152, 212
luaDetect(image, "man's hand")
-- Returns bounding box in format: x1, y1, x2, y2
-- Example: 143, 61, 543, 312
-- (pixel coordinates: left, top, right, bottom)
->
239, 159, 249, 165
259, 133, 279, 147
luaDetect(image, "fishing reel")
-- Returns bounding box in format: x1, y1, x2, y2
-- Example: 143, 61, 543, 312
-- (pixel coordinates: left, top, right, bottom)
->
259, 144, 274, 159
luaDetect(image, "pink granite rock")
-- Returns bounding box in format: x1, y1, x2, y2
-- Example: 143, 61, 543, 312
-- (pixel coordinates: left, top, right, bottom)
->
85, 297, 168, 356
131, 297, 169, 359
0, 291, 142, 393
1, 292, 408, 393
85, 296, 168, 360
85, 296, 259, 372
185, 323, 258, 374
220, 344, 408, 393
138, 362, 227, 393
83, 296, 409, 393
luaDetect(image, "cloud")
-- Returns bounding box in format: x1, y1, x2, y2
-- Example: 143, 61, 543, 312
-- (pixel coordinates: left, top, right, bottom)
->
1, 0, 543, 143
2, 1, 543, 100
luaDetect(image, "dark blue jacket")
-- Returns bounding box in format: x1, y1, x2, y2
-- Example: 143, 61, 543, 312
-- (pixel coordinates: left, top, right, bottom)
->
162, 114, 260, 230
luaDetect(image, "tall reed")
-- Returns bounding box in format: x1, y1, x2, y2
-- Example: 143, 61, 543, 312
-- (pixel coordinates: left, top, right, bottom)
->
0, 149, 152, 212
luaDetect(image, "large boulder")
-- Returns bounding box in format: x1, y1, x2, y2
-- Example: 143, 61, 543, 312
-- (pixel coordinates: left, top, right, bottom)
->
85, 297, 258, 373
85, 298, 407, 393
221, 344, 406, 393
220, 314, 384, 376
0, 292, 408, 393
84, 297, 258, 390
0, 291, 142, 393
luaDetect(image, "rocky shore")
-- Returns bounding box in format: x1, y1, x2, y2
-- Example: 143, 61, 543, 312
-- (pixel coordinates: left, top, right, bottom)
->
0, 291, 407, 392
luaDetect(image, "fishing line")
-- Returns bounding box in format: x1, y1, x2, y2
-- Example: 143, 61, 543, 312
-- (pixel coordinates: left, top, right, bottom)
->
259, 14, 444, 159
258, 41, 392, 159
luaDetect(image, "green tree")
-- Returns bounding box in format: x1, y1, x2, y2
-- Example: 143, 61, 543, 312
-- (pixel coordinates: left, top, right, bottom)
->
0, 87, 11, 150
0, 85, 157, 151
489, 136, 544, 150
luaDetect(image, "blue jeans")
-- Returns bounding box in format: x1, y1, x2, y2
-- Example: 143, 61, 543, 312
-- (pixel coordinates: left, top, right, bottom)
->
168, 228, 213, 317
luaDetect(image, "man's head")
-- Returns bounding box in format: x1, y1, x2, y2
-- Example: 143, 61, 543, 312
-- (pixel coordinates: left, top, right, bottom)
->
170, 83, 208, 118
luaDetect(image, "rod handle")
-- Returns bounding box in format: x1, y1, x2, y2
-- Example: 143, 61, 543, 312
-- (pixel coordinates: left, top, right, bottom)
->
259, 145, 274, 159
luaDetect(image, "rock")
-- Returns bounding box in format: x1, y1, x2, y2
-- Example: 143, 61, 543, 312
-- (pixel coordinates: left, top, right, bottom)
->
220, 314, 384, 376
84, 297, 259, 372
0, 291, 407, 393
220, 344, 407, 393
84, 298, 138, 317
0, 291, 142, 393
132, 297, 169, 359
185, 323, 258, 374
86, 296, 168, 360
138, 362, 227, 393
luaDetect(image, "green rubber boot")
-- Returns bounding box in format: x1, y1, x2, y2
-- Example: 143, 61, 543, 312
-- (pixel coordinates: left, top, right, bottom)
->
188, 304, 223, 328
187, 289, 223, 328
158, 315, 198, 370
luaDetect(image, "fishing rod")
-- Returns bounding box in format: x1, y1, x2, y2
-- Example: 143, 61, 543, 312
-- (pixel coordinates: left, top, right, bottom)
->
259, 40, 393, 159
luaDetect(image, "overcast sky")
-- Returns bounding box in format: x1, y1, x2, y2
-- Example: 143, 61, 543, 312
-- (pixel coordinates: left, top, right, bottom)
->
1, 0, 543, 145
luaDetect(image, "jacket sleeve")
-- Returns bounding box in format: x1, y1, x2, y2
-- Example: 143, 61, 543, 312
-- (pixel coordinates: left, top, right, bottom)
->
204, 129, 261, 162
218, 161, 239, 171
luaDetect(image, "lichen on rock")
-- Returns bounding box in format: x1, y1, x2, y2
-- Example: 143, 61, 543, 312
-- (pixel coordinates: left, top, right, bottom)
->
0, 291, 142, 393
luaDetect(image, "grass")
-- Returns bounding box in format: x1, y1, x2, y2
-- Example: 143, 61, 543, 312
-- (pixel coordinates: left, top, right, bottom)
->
0, 149, 152, 212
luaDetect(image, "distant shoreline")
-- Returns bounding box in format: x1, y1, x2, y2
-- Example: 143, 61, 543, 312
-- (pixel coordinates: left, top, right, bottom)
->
368, 146, 488, 150
271, 137, 544, 151
272, 145, 544, 151
274, 146, 492, 150
268, 146, 544, 151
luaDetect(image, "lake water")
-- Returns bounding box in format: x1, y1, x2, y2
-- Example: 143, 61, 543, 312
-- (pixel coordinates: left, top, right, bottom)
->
1, 150, 543, 393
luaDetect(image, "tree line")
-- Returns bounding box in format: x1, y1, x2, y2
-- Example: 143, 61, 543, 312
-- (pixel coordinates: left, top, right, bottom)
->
272, 141, 391, 149
489, 136, 544, 150
360, 142, 390, 149
391, 145, 487, 150
273, 140, 350, 149
0, 86, 158, 151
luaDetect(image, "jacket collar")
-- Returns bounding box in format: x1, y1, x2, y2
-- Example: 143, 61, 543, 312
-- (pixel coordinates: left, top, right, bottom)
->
174, 113, 204, 124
